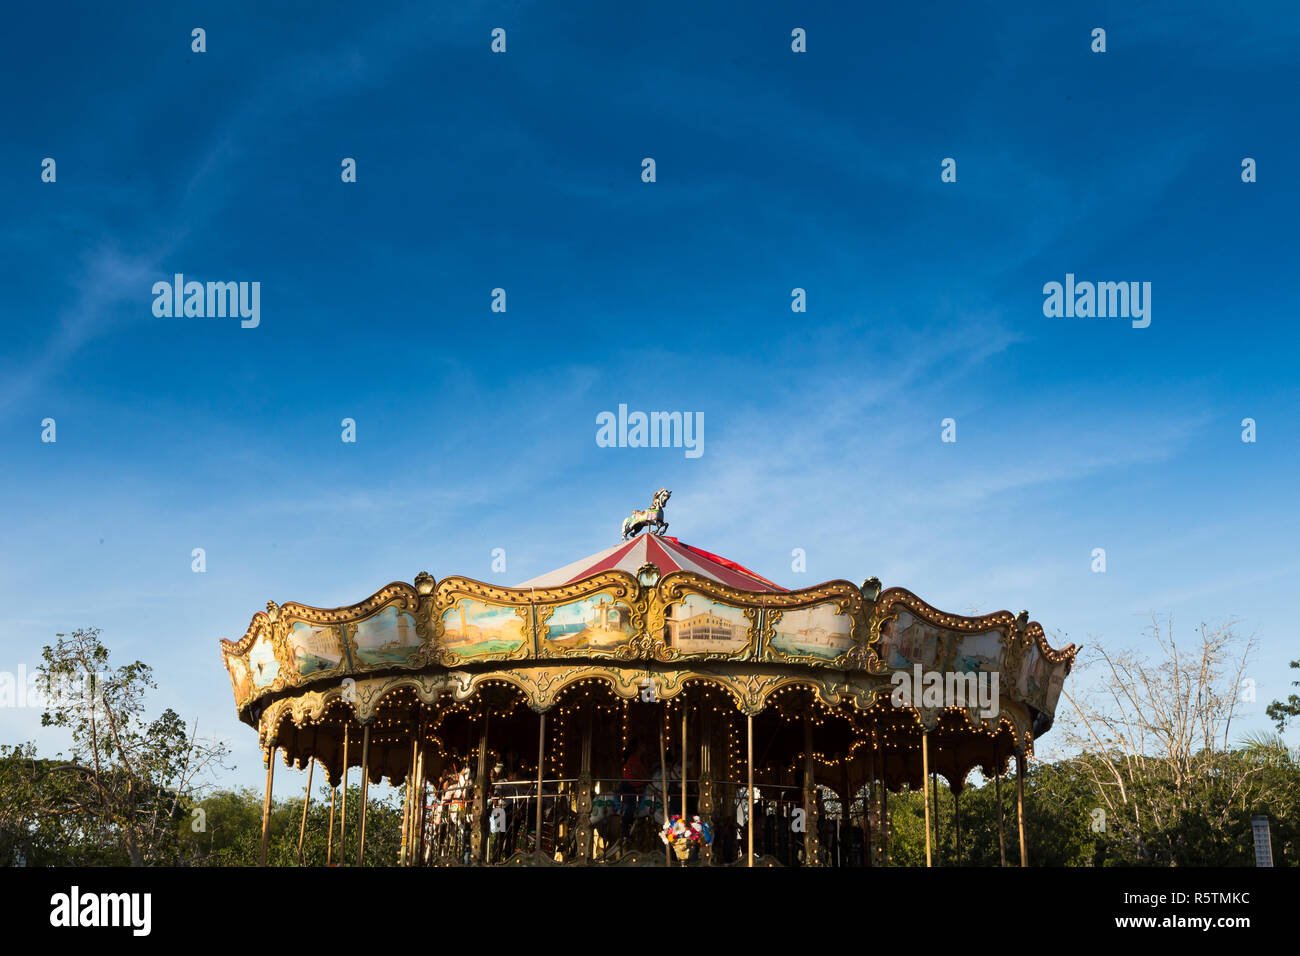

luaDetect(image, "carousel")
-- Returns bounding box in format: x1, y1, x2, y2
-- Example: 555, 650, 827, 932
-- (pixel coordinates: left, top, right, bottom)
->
220, 490, 1077, 866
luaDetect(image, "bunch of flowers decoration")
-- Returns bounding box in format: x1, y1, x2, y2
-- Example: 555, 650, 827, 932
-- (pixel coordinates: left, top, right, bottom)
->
659, 815, 712, 861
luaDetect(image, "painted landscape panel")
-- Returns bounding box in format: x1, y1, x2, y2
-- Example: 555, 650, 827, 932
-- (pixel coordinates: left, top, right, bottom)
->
442, 599, 527, 658
355, 605, 422, 666
1017, 647, 1052, 705
228, 655, 252, 703
248, 633, 280, 690
544, 593, 635, 652
768, 602, 853, 660
1043, 660, 1068, 714
952, 629, 1003, 675
288, 620, 348, 675
880, 610, 941, 670
668, 592, 751, 655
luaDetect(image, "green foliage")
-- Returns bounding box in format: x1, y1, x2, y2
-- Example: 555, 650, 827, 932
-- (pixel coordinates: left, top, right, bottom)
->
0, 744, 132, 865
876, 749, 1300, 867
180, 784, 404, 867
1265, 660, 1300, 733
10, 627, 229, 865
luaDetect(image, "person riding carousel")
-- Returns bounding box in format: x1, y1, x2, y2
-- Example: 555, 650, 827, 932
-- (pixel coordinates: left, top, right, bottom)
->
618, 738, 647, 826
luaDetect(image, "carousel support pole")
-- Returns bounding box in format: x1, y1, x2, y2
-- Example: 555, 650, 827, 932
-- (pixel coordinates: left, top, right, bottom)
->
259, 745, 276, 867
699, 704, 714, 866
996, 758, 1006, 867
681, 690, 688, 822
412, 748, 426, 866
953, 784, 962, 867
878, 721, 889, 865
920, 731, 932, 868
576, 702, 594, 865
400, 736, 416, 865
933, 771, 942, 866
355, 724, 370, 867
297, 758, 314, 866
659, 704, 670, 865
339, 730, 350, 854
399, 747, 410, 867
410, 736, 422, 864
746, 714, 755, 868
472, 704, 490, 864
865, 743, 876, 867
839, 761, 851, 869
879, 782, 889, 866
803, 708, 820, 866
1016, 740, 1028, 867
413, 713, 426, 866
535, 710, 546, 858
403, 718, 417, 867
842, 764, 852, 868
327, 783, 336, 865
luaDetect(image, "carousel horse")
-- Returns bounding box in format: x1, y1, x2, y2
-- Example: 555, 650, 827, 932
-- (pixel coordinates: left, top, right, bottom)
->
427, 768, 471, 861
443, 769, 470, 824
641, 763, 683, 824
590, 791, 623, 856
621, 488, 671, 539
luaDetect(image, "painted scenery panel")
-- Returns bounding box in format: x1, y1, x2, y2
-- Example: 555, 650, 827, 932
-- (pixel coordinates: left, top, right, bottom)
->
769, 602, 853, 660
545, 594, 635, 652
228, 656, 252, 704
442, 600, 527, 658
1017, 647, 1051, 706
354, 606, 421, 666
952, 629, 1002, 675
668, 592, 751, 655
288, 621, 349, 675
1043, 660, 1068, 715
248, 634, 280, 690
880, 610, 941, 669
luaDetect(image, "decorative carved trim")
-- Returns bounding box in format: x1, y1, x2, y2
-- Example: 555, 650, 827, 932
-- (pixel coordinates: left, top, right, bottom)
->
224, 574, 1070, 765
873, 587, 1076, 665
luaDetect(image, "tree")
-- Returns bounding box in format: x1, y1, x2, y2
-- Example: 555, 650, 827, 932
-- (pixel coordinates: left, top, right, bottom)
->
34, 627, 229, 865
0, 743, 127, 865
1058, 615, 1289, 865
179, 784, 404, 866
1265, 660, 1300, 732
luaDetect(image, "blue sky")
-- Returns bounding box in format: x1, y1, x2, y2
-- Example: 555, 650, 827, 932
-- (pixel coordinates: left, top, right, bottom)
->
2, 2, 1298, 791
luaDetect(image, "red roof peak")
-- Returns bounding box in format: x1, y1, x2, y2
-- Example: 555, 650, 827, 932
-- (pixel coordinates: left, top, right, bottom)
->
518, 534, 785, 592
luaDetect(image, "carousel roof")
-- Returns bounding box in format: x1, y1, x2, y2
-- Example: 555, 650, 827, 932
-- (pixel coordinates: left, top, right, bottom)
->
518, 534, 786, 593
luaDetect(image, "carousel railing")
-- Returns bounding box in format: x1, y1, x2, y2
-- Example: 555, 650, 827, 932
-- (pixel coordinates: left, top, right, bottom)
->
422, 782, 477, 866
419, 774, 874, 865
708, 780, 838, 867
486, 781, 540, 863
421, 776, 589, 865
587, 776, 685, 861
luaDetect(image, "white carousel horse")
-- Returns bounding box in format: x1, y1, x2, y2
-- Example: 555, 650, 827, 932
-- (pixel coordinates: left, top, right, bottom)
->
590, 791, 620, 826
642, 763, 685, 824
441, 768, 472, 824
735, 786, 762, 826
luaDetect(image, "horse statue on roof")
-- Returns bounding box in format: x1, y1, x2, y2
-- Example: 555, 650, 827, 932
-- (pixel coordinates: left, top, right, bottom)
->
621, 488, 671, 540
